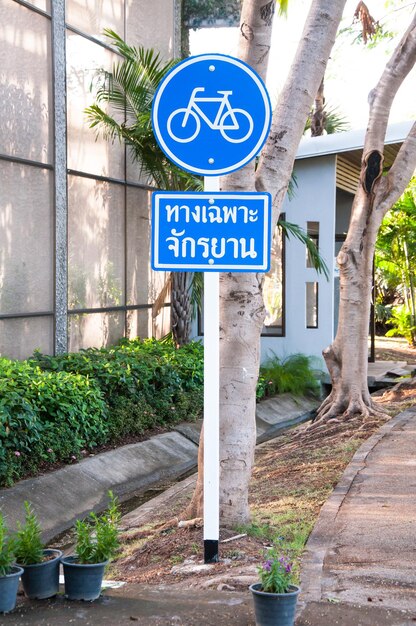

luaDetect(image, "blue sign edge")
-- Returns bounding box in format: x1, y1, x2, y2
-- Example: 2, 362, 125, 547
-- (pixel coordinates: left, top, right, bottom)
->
151, 191, 272, 273
151, 53, 272, 177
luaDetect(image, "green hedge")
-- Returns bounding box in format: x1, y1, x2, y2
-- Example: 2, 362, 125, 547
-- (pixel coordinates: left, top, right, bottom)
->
31, 338, 204, 434
0, 339, 204, 487
0, 339, 320, 488
0, 359, 108, 486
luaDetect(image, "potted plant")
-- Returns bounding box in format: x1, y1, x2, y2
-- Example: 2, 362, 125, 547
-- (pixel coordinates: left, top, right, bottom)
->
0, 513, 23, 613
14, 501, 62, 599
61, 491, 120, 601
249, 548, 300, 626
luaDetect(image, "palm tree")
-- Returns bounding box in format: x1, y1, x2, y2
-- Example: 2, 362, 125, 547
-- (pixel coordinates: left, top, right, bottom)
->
86, 30, 201, 347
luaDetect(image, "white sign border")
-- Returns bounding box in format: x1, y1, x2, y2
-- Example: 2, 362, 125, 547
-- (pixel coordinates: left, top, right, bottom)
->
152, 191, 271, 272
152, 54, 272, 177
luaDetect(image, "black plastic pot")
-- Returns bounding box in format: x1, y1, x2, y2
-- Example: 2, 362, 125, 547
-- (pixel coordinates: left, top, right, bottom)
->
61, 555, 108, 601
249, 583, 300, 626
0, 566, 24, 613
18, 548, 62, 599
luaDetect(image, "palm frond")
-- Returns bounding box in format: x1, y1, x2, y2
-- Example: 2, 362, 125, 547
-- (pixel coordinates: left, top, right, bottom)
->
277, 0, 289, 17
278, 220, 330, 279
86, 31, 200, 192
304, 103, 350, 135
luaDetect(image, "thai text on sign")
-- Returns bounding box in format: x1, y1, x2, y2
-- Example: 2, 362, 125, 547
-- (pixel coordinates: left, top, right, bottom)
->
151, 192, 271, 272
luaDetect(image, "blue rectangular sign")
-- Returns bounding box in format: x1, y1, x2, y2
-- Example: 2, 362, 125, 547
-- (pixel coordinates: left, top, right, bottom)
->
151, 191, 272, 272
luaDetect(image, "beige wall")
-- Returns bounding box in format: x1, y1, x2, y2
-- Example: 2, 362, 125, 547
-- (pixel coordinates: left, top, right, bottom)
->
0, 0, 176, 359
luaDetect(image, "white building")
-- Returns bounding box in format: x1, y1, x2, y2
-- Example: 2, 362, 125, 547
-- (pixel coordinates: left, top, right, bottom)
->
259, 121, 414, 368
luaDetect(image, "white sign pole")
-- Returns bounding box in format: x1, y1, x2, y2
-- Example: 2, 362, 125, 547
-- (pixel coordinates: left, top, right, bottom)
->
203, 175, 220, 563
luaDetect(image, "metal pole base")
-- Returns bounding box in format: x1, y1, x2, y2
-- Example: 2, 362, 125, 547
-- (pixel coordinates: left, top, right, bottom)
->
204, 539, 219, 563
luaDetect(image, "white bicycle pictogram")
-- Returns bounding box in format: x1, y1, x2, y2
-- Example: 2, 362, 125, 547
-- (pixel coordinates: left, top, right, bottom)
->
167, 88, 254, 144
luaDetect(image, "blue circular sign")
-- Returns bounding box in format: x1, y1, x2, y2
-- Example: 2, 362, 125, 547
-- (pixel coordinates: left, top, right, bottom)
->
152, 54, 272, 176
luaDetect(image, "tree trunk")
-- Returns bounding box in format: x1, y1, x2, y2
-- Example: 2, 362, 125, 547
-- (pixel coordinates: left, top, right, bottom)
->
311, 78, 326, 136
219, 272, 265, 525
318, 15, 416, 421
184, 0, 347, 527
171, 271, 192, 346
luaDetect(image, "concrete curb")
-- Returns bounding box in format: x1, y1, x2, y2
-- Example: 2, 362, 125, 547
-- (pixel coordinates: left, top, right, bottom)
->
297, 406, 416, 613
0, 396, 317, 542
0, 431, 199, 542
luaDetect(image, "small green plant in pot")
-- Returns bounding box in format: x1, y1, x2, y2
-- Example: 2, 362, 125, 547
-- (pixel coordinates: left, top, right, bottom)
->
249, 547, 300, 626
0, 513, 23, 613
61, 491, 120, 601
14, 501, 62, 600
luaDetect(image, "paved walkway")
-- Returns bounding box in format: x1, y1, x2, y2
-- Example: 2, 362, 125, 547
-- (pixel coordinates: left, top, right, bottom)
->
298, 405, 416, 626
2, 404, 416, 624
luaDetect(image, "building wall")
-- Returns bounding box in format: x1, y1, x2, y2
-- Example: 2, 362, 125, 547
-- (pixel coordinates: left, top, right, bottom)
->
261, 155, 336, 369
0, 0, 179, 359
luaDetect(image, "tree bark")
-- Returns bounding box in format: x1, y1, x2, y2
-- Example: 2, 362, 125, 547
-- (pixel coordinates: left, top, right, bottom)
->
318, 15, 416, 421
190, 0, 347, 527
311, 78, 326, 136
171, 271, 192, 346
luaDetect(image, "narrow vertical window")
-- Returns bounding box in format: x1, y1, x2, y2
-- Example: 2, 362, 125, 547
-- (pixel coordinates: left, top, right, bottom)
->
306, 222, 319, 267
306, 282, 319, 328
262, 224, 285, 336
306, 221, 319, 268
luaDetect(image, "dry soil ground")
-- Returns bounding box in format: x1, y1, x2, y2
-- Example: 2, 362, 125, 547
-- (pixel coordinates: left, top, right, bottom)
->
110, 337, 416, 591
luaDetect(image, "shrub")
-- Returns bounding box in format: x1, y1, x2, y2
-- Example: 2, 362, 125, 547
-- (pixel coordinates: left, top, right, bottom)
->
385, 305, 416, 346
32, 338, 204, 440
257, 353, 321, 401
0, 340, 204, 486
0, 358, 108, 486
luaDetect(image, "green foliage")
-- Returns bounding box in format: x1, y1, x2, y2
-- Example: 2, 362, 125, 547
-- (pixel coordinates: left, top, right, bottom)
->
75, 492, 120, 564
257, 354, 321, 401
257, 547, 295, 594
14, 502, 44, 565
385, 305, 416, 346
32, 338, 204, 437
0, 358, 108, 486
375, 178, 416, 344
0, 514, 16, 577
278, 220, 330, 279
86, 31, 200, 192
0, 339, 204, 487
304, 103, 350, 135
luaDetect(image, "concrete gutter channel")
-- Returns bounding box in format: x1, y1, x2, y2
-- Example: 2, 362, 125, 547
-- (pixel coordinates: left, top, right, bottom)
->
0, 394, 318, 541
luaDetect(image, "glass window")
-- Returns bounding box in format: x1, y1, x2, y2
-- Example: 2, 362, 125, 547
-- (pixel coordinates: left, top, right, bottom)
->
262, 224, 284, 336
0, 316, 53, 360
66, 0, 124, 42
306, 221, 319, 268
0, 1, 52, 163
0, 161, 53, 315
68, 176, 125, 310
306, 282, 319, 328
66, 32, 125, 178
68, 311, 125, 352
